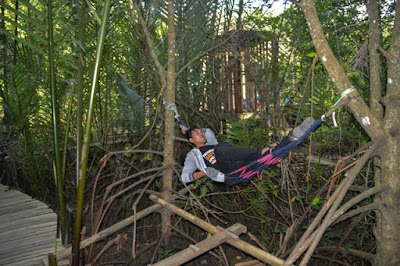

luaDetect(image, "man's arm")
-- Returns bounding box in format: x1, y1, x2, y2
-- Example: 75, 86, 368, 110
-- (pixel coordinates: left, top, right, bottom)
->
179, 124, 188, 134
181, 151, 200, 183
203, 128, 218, 145
193, 171, 206, 180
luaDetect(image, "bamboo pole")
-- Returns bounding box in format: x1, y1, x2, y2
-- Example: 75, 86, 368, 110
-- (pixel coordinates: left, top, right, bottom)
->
149, 195, 285, 266
75, 0, 88, 186
71, 0, 111, 264
47, 0, 66, 244
151, 223, 247, 266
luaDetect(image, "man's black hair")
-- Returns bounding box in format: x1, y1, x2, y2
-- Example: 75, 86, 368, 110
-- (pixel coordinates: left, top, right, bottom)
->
185, 126, 201, 143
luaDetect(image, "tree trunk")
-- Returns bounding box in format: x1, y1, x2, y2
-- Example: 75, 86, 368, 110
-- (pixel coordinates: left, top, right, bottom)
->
161, 0, 176, 245
375, 1, 400, 264
367, 0, 383, 117
367, 2, 384, 264
131, 3, 174, 244
300, 0, 400, 264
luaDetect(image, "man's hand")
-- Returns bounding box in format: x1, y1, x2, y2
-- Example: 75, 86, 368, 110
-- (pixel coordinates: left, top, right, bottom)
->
179, 124, 188, 134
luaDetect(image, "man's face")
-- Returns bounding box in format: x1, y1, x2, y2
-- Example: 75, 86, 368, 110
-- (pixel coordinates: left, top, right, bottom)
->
189, 128, 206, 147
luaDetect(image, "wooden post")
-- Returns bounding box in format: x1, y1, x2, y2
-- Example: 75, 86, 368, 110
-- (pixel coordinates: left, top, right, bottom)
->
150, 223, 247, 266
149, 195, 285, 266
233, 56, 243, 113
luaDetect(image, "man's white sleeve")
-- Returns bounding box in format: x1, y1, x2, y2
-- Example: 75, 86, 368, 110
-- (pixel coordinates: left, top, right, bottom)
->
181, 152, 198, 183
203, 128, 218, 145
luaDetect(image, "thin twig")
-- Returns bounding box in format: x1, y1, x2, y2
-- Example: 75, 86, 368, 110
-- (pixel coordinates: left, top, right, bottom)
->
328, 213, 366, 266
150, 234, 165, 264
291, 143, 377, 266
317, 246, 375, 262
312, 254, 351, 266
280, 179, 331, 257
93, 235, 117, 263
251, 180, 290, 225
132, 174, 158, 258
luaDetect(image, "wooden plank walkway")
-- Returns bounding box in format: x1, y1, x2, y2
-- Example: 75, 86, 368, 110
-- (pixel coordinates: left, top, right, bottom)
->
0, 184, 64, 266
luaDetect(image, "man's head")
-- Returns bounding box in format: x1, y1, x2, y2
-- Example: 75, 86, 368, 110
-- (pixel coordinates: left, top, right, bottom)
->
185, 126, 206, 147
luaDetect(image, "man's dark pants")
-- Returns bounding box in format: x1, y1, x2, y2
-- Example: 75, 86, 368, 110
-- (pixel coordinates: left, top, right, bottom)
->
214, 135, 292, 174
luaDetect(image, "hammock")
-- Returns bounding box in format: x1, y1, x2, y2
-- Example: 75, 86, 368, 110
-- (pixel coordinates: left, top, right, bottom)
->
173, 86, 355, 185
224, 118, 324, 185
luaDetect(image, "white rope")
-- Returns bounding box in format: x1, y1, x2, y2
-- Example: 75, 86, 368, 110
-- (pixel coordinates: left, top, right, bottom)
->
329, 87, 355, 127
333, 112, 338, 127
163, 100, 180, 119
333, 87, 356, 107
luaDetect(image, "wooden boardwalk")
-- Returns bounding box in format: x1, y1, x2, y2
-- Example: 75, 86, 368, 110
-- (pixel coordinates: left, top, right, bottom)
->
0, 184, 64, 266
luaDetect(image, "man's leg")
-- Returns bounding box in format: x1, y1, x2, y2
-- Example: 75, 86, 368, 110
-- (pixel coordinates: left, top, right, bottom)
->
214, 143, 262, 161
268, 117, 315, 152
214, 143, 263, 174
212, 117, 315, 174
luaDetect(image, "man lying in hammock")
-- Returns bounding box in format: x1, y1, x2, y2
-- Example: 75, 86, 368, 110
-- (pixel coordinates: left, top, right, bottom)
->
180, 117, 315, 184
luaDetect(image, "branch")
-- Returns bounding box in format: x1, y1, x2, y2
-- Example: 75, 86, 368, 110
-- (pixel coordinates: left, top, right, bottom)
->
284, 142, 378, 265
132, 174, 158, 258
93, 235, 118, 263
298, 144, 378, 266
378, 46, 390, 59
299, 0, 384, 140
131, 0, 167, 89
333, 202, 379, 225
332, 185, 381, 222
317, 247, 375, 262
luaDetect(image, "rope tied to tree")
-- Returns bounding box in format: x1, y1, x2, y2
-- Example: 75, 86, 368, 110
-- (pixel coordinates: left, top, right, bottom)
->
323, 87, 357, 127
163, 100, 188, 128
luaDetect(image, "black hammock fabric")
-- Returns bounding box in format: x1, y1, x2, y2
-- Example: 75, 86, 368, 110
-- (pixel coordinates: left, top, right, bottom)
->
225, 118, 324, 185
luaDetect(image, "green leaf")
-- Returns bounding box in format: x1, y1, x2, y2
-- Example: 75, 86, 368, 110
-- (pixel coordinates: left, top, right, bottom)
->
206, 181, 214, 192
140, 153, 151, 162
306, 52, 317, 57
311, 197, 320, 205
200, 185, 208, 197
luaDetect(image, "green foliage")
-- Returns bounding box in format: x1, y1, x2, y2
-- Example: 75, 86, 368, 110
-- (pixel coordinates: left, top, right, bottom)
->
0, 46, 52, 199
125, 196, 134, 216
341, 243, 353, 258
157, 248, 174, 259
114, 73, 146, 135
224, 116, 272, 149
193, 178, 215, 199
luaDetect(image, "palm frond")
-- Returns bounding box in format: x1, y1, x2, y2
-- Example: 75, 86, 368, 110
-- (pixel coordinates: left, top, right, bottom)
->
114, 73, 146, 135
